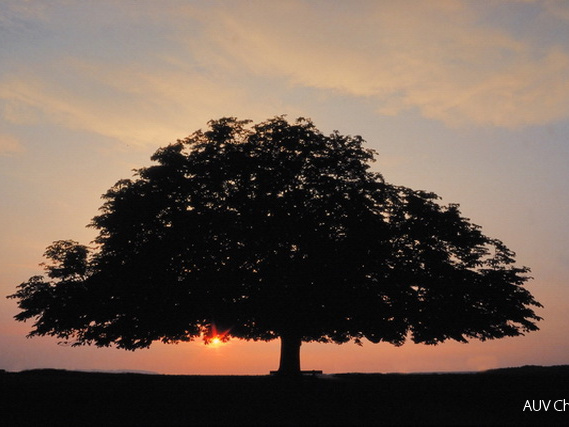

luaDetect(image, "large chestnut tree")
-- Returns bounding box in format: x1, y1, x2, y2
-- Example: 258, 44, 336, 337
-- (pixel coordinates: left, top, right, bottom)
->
9, 117, 542, 374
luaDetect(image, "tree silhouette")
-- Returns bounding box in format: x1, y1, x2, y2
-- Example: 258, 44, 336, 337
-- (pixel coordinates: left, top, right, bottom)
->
9, 117, 542, 375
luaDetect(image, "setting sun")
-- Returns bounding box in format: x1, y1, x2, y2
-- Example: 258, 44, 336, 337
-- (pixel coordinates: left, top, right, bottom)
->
205, 324, 230, 347
206, 335, 229, 349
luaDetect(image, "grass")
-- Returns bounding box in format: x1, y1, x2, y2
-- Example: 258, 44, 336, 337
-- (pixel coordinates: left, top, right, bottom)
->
1, 365, 568, 425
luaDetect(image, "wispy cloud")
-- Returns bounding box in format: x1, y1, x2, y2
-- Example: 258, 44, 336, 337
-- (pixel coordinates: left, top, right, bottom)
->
0, 134, 24, 156
0, 58, 275, 147
1, 0, 568, 146
185, 0, 569, 128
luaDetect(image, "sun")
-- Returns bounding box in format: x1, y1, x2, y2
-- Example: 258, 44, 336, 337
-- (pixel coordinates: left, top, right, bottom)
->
204, 324, 231, 346
206, 335, 229, 348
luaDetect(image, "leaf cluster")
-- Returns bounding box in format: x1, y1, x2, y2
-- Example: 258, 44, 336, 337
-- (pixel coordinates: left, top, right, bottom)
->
8, 117, 542, 349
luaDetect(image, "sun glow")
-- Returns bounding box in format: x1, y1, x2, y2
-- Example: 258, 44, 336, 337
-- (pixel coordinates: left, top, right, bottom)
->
206, 335, 229, 349
204, 323, 231, 347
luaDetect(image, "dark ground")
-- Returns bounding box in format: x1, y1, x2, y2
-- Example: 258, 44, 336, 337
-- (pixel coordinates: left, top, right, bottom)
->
1, 365, 568, 425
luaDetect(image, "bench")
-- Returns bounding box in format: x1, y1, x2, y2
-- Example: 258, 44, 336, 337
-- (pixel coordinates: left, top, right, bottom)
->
270, 370, 323, 376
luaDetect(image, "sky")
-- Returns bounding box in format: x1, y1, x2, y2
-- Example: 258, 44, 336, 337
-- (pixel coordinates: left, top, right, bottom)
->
1, 0, 568, 375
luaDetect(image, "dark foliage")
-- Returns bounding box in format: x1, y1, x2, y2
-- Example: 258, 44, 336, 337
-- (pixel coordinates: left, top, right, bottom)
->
8, 116, 541, 368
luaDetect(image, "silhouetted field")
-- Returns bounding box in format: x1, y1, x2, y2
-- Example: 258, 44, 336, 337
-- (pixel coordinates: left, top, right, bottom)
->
1, 365, 568, 425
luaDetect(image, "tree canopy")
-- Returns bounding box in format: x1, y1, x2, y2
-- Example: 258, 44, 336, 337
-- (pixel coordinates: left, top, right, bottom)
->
9, 116, 542, 374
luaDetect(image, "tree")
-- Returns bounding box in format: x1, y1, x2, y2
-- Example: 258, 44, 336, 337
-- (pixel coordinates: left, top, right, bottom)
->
9, 116, 542, 375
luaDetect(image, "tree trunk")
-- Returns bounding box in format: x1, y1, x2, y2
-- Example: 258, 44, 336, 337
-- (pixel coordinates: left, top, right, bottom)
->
277, 334, 302, 375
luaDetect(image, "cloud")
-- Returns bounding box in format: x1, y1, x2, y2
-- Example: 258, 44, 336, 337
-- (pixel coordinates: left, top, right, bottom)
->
0, 134, 24, 156
0, 1, 289, 148
1, 0, 568, 141
0, 58, 278, 147
185, 0, 569, 128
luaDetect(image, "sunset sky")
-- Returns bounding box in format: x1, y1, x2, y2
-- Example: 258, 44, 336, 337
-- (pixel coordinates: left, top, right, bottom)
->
1, 0, 569, 375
